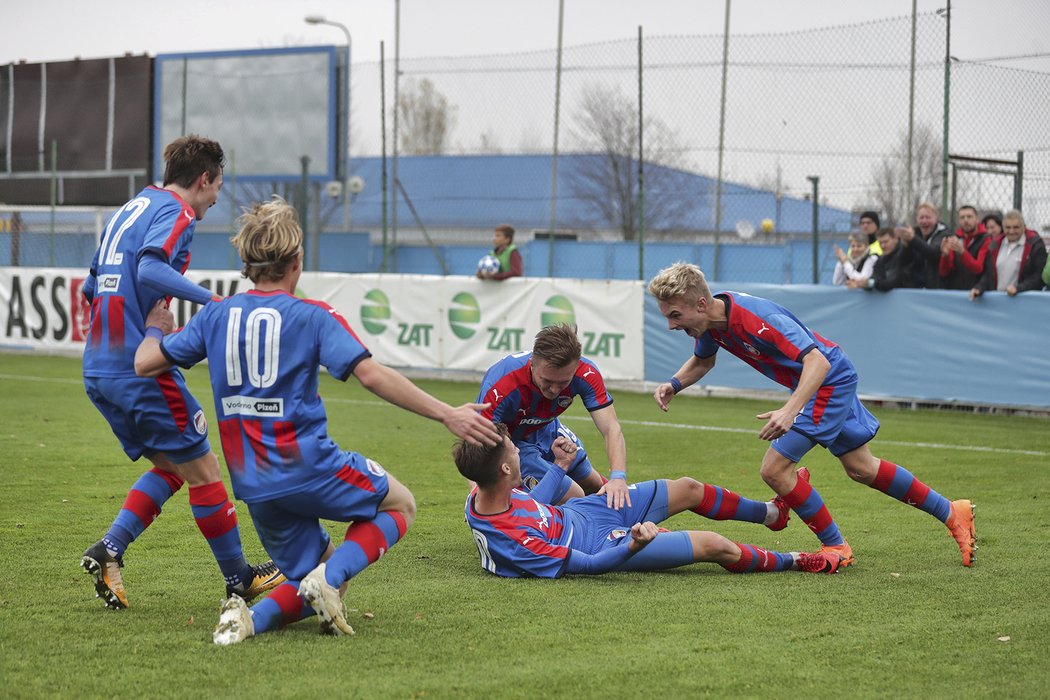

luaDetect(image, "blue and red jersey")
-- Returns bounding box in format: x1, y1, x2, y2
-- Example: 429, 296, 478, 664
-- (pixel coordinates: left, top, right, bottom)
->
476, 351, 612, 443
464, 487, 574, 578
160, 289, 372, 503
695, 292, 858, 390
83, 187, 197, 377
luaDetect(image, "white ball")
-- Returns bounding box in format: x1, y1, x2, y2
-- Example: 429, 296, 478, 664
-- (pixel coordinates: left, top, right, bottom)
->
477, 254, 501, 275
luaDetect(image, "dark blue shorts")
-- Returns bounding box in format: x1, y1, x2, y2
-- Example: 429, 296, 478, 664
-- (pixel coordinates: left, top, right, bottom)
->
84, 371, 210, 463
771, 380, 880, 463
247, 452, 390, 581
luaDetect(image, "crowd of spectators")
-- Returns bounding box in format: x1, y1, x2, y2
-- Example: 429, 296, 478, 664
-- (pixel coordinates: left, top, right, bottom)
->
834, 203, 1049, 298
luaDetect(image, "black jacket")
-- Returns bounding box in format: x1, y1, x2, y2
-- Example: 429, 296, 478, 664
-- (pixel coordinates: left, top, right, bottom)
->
871, 242, 914, 291
904, 222, 949, 288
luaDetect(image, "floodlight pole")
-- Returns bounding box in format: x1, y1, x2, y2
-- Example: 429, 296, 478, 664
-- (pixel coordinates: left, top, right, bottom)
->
807, 176, 819, 284
304, 15, 352, 233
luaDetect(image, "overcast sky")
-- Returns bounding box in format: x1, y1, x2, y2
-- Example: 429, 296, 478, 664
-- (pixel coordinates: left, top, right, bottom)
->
5, 0, 1050, 69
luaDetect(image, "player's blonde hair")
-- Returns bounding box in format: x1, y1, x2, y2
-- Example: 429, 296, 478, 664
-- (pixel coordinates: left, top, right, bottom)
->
231, 196, 304, 283
532, 323, 581, 368
647, 262, 712, 304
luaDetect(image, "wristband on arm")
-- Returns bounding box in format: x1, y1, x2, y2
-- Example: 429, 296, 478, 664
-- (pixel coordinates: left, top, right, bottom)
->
145, 326, 164, 341
668, 377, 683, 394
609, 470, 627, 481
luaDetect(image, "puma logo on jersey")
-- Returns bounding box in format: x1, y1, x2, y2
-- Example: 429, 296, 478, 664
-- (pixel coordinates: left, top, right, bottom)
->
183, 211, 194, 221
522, 537, 533, 545
491, 389, 503, 403
582, 368, 595, 379
757, 323, 770, 335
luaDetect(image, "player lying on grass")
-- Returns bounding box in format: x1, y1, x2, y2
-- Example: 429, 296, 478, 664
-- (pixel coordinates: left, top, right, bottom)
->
453, 423, 838, 578
477, 323, 629, 507
134, 196, 501, 644
648, 261, 976, 570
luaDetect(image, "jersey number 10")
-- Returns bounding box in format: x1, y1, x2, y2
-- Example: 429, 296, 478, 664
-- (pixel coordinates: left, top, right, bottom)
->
225, 307, 282, 389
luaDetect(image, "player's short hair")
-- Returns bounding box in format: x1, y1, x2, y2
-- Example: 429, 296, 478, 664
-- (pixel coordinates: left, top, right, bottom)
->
162, 135, 225, 188
876, 227, 897, 240
859, 211, 881, 227
532, 323, 581, 368
452, 422, 510, 487
1002, 209, 1025, 227
494, 224, 515, 242
647, 261, 712, 304
231, 196, 304, 283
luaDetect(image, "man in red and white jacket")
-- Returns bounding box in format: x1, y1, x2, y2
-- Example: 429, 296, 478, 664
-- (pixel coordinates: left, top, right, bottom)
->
970, 209, 1048, 299
939, 205, 991, 290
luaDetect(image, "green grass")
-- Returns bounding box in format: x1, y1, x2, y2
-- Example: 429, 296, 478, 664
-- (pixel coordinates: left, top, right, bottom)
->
1, 354, 1048, 698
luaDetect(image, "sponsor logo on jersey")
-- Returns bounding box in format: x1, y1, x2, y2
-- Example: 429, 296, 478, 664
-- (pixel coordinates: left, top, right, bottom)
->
366, 459, 387, 477
220, 395, 285, 417
742, 342, 760, 356
193, 409, 208, 435
608, 529, 628, 541
519, 416, 553, 426
98, 274, 121, 292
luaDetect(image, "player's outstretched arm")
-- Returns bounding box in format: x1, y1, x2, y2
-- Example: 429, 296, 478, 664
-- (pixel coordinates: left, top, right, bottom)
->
654, 354, 715, 411
353, 358, 501, 446
134, 301, 176, 377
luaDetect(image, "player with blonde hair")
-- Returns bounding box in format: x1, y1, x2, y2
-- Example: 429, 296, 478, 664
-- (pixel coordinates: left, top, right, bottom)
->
135, 195, 500, 644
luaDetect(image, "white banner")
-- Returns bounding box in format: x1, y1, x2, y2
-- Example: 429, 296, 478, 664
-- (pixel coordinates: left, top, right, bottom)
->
0, 269, 644, 380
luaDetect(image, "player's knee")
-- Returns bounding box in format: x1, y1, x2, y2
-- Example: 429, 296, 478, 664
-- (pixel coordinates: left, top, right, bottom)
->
172, 451, 221, 486
691, 531, 736, 562
381, 477, 417, 528
674, 477, 704, 502
841, 452, 878, 484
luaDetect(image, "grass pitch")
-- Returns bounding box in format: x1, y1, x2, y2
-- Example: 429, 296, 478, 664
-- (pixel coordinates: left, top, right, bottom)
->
1, 354, 1048, 698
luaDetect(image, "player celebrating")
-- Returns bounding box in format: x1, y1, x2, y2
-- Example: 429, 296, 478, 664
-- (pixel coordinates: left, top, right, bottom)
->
80, 135, 283, 609
477, 324, 629, 508
134, 196, 501, 645
453, 424, 832, 578
647, 262, 976, 570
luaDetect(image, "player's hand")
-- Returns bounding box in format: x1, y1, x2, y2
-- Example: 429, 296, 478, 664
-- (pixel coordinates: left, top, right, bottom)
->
145, 299, 175, 335
756, 405, 796, 441
653, 383, 676, 412
445, 403, 501, 446
210, 294, 223, 303
598, 476, 631, 510
550, 436, 577, 470
1007, 283, 1018, 297
628, 521, 659, 552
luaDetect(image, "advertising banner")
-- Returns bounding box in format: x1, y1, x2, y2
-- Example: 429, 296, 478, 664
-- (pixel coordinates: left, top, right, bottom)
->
0, 269, 646, 381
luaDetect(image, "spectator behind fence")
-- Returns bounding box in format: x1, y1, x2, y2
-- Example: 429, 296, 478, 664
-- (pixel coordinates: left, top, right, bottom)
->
939, 205, 991, 290
477, 223, 523, 280
970, 209, 1048, 300
848, 227, 912, 291
859, 211, 882, 255
898, 202, 950, 288
982, 212, 1003, 239
833, 232, 878, 287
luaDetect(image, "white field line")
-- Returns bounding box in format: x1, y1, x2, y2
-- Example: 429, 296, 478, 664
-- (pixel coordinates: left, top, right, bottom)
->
4, 373, 1044, 458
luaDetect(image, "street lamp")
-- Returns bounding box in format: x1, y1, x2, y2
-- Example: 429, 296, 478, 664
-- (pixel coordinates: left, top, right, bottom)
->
304, 15, 352, 235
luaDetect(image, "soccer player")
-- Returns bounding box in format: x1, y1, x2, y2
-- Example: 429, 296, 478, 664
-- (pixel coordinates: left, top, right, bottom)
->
453, 424, 832, 578
80, 135, 283, 609
133, 196, 501, 645
477, 324, 630, 508
647, 262, 976, 570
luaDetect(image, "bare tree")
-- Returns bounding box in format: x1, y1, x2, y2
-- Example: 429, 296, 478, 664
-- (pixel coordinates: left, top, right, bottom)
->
396, 78, 457, 155
566, 83, 697, 241
869, 123, 943, 225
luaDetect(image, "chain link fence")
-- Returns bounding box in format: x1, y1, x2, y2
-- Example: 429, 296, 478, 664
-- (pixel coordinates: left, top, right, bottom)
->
4, 12, 1049, 280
